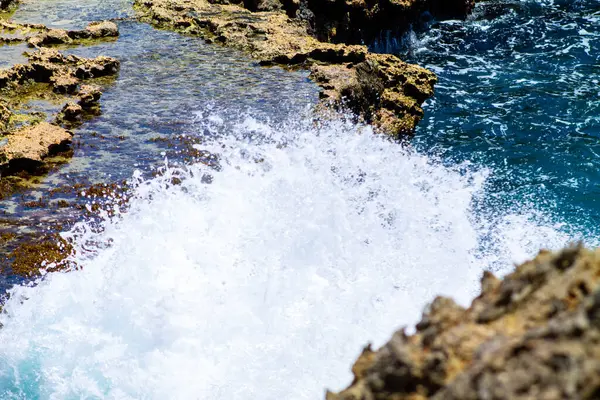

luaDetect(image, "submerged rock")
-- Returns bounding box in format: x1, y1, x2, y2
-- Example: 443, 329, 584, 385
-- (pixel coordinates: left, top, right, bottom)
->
26, 20, 119, 47
327, 246, 600, 399
55, 84, 103, 126
77, 84, 103, 108
56, 102, 83, 123
134, 0, 450, 138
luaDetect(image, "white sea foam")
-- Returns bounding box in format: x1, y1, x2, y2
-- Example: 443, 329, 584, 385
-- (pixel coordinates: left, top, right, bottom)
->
0, 112, 574, 399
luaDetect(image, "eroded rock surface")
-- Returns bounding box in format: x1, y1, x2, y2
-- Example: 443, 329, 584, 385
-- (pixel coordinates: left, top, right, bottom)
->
327, 246, 600, 400
0, 121, 71, 168
134, 0, 440, 138
27, 20, 119, 47
0, 19, 120, 178
0, 19, 118, 47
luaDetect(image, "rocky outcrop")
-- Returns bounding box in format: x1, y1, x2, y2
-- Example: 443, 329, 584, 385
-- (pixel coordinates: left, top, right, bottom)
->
312, 53, 435, 136
327, 246, 600, 400
134, 0, 439, 138
55, 84, 103, 126
0, 20, 119, 47
291, 0, 475, 44
0, 47, 119, 97
0, 21, 120, 179
0, 48, 118, 171
0, 122, 72, 172
27, 20, 119, 47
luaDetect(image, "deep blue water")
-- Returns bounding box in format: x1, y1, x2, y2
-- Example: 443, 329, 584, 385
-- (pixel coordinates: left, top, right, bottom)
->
399, 0, 600, 243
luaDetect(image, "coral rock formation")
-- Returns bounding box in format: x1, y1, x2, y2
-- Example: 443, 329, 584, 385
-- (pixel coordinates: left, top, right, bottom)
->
326, 246, 600, 400
0, 17, 120, 184
0, 121, 71, 167
0, 19, 119, 47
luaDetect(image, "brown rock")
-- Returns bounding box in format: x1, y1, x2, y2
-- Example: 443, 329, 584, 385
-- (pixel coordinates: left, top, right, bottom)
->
77, 84, 102, 108
0, 48, 119, 92
0, 122, 72, 167
327, 246, 600, 399
0, 48, 117, 177
27, 28, 73, 47
17, 20, 119, 47
0, 101, 12, 132
74, 56, 120, 79
311, 53, 436, 137
50, 73, 79, 94
57, 102, 83, 122
292, 0, 475, 44
84, 20, 119, 38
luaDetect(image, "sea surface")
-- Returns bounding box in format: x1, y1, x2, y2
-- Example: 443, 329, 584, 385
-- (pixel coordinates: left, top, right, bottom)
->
405, 0, 600, 241
0, 0, 597, 398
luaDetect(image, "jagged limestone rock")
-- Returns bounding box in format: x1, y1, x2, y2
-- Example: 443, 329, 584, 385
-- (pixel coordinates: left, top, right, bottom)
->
327, 246, 600, 400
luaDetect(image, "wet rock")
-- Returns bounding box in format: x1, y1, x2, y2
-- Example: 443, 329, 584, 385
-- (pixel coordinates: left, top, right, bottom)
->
0, 47, 117, 179
32, 28, 73, 46
6, 233, 75, 277
83, 20, 119, 38
311, 53, 436, 137
0, 48, 120, 91
77, 84, 102, 108
75, 56, 120, 79
55, 85, 103, 127
0, 101, 12, 132
327, 246, 600, 399
23, 20, 119, 47
50, 72, 79, 94
0, 122, 72, 169
244, 0, 283, 12
134, 0, 441, 138
56, 102, 83, 123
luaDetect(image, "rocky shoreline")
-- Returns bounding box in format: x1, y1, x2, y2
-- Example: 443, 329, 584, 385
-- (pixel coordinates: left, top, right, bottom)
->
0, 4, 123, 276
0, 0, 471, 275
133, 0, 448, 138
